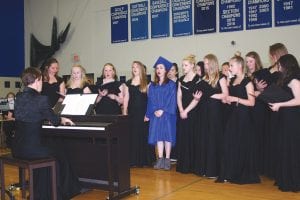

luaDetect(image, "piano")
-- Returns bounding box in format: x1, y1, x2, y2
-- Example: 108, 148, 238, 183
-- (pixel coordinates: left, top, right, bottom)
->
42, 115, 139, 200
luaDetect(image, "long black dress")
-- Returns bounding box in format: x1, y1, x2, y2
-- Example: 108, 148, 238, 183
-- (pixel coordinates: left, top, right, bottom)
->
194, 76, 225, 177
12, 87, 81, 200
95, 79, 122, 114
41, 77, 64, 108
218, 77, 260, 184
176, 75, 208, 173
274, 75, 300, 192
126, 80, 155, 167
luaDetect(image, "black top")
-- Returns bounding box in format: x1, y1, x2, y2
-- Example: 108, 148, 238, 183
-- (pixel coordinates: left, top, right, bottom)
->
41, 76, 64, 107
12, 87, 60, 158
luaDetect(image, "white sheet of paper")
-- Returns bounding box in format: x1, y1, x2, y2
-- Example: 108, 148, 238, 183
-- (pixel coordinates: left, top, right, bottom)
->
61, 94, 98, 115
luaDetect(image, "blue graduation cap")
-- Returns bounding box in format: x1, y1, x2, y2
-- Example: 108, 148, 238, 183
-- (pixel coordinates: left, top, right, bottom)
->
153, 56, 173, 71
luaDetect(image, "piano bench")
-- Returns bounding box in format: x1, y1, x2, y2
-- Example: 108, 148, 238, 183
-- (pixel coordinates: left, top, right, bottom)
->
0, 154, 57, 200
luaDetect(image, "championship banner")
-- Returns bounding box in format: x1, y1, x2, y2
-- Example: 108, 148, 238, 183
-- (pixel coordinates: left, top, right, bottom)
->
194, 0, 216, 34
246, 0, 272, 30
172, 0, 192, 37
131, 1, 148, 41
111, 5, 128, 43
150, 0, 170, 38
275, 0, 300, 27
219, 0, 243, 32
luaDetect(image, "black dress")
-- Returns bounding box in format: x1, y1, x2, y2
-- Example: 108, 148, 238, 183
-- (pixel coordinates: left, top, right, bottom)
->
95, 79, 122, 114
12, 87, 81, 200
41, 77, 64, 108
218, 77, 260, 184
126, 80, 155, 167
194, 76, 225, 177
176, 75, 208, 173
274, 75, 300, 192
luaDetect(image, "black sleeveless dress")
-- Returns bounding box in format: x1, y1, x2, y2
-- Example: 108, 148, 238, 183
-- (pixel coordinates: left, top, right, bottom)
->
126, 80, 155, 167
274, 74, 300, 192
218, 77, 260, 184
95, 79, 122, 114
41, 77, 64, 107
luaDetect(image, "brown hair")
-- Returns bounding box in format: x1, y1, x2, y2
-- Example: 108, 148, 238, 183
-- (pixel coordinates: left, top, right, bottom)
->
101, 63, 118, 80
21, 67, 42, 86
132, 61, 148, 93
203, 54, 220, 88
42, 57, 59, 82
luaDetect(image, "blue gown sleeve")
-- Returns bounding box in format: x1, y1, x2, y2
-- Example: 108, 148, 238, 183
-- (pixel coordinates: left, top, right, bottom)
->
161, 81, 177, 115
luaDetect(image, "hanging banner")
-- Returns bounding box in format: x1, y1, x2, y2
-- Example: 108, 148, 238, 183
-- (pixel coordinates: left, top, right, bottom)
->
172, 0, 192, 37
151, 0, 170, 38
219, 0, 243, 32
194, 0, 216, 34
275, 0, 300, 27
111, 5, 128, 43
131, 1, 148, 41
246, 0, 272, 30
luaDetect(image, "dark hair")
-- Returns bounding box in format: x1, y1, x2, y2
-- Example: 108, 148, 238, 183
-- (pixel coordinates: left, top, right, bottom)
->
21, 67, 42, 86
172, 63, 179, 78
196, 61, 205, 75
42, 57, 59, 82
277, 54, 300, 86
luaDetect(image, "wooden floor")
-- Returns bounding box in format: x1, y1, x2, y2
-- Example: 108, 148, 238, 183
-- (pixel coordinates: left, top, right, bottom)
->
1, 148, 299, 200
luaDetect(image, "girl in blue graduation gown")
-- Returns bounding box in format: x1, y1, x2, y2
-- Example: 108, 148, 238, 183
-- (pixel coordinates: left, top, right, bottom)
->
145, 56, 177, 170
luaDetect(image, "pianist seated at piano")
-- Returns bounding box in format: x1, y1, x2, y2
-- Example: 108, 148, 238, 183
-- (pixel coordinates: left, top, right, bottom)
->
12, 67, 82, 200
66, 64, 92, 94
95, 63, 124, 114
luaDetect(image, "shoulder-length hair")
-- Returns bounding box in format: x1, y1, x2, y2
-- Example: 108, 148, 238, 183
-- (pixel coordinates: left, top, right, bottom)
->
42, 57, 59, 82
277, 54, 300, 86
66, 64, 89, 88
101, 63, 118, 80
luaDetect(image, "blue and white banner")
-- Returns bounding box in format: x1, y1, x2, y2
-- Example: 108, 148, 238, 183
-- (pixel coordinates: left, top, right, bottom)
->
194, 0, 216, 34
275, 0, 300, 27
150, 0, 170, 38
111, 5, 128, 43
172, 0, 192, 37
246, 0, 272, 30
130, 1, 148, 41
219, 0, 243, 32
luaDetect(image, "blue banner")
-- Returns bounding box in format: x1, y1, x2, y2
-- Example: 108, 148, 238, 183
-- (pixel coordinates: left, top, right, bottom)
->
172, 0, 192, 37
246, 0, 272, 30
275, 0, 300, 27
130, 1, 148, 41
219, 0, 243, 32
150, 0, 170, 38
111, 5, 128, 43
194, 0, 216, 34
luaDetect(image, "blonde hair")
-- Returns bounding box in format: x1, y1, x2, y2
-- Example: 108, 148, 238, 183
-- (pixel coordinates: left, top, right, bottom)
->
101, 63, 118, 80
132, 61, 148, 93
230, 55, 245, 72
269, 43, 288, 58
67, 64, 89, 88
183, 54, 196, 66
203, 54, 220, 88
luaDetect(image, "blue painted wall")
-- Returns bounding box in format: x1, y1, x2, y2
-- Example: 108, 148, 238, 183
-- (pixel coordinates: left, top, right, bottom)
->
0, 0, 24, 77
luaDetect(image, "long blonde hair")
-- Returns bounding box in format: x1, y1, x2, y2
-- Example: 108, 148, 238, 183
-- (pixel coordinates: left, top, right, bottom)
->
183, 54, 196, 67
132, 61, 148, 93
203, 54, 220, 88
66, 64, 89, 88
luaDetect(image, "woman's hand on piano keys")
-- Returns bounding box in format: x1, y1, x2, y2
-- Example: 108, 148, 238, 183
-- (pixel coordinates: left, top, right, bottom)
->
61, 117, 75, 126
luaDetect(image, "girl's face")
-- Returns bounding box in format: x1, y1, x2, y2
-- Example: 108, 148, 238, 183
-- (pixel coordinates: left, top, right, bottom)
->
182, 60, 193, 75
246, 56, 256, 74
222, 64, 229, 76
167, 66, 178, 79
132, 63, 140, 77
229, 60, 239, 75
156, 64, 167, 79
71, 67, 82, 81
195, 65, 202, 76
48, 63, 59, 75
204, 58, 210, 74
104, 65, 114, 79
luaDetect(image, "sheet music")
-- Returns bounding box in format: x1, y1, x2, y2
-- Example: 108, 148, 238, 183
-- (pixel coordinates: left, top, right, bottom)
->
61, 94, 98, 115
